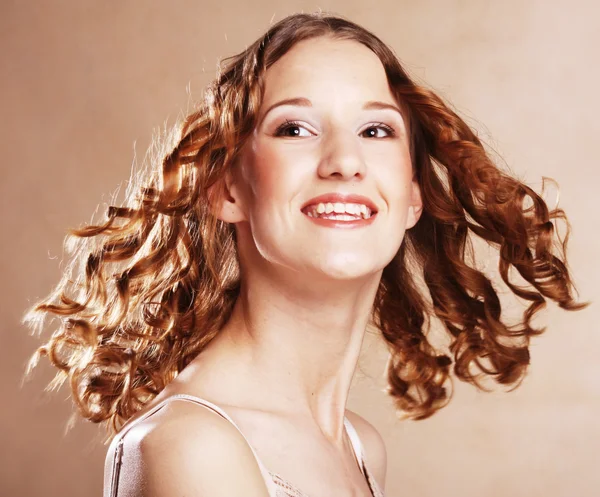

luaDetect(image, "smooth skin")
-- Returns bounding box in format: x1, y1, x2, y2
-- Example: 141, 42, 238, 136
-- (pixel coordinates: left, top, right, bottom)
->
105, 36, 422, 497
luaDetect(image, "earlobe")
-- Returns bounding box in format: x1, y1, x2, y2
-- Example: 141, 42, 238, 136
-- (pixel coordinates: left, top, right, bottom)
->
406, 204, 423, 229
207, 171, 247, 224
406, 181, 423, 229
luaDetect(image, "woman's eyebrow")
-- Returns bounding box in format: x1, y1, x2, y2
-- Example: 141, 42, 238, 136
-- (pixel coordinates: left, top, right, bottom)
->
258, 97, 404, 126
258, 97, 312, 126
363, 100, 403, 116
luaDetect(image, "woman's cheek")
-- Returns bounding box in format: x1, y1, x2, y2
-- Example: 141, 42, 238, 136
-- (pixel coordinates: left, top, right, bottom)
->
241, 141, 281, 198
254, 141, 315, 197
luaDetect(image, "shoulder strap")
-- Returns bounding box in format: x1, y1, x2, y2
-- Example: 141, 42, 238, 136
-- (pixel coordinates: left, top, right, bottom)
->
343, 417, 366, 476
343, 419, 384, 496
107, 394, 279, 497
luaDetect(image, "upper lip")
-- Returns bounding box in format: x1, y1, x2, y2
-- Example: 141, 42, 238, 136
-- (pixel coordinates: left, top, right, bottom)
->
301, 193, 378, 213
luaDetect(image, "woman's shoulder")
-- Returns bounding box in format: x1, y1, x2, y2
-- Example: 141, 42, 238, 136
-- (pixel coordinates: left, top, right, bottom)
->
344, 409, 387, 491
104, 397, 271, 497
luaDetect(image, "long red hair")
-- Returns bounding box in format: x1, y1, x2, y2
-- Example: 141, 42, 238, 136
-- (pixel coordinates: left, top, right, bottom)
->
24, 12, 586, 435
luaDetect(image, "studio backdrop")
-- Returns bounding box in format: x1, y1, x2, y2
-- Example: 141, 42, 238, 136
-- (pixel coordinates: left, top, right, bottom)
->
1, 1, 598, 496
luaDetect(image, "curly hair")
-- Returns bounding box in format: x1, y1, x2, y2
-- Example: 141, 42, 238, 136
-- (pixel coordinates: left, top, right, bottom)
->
24, 12, 586, 435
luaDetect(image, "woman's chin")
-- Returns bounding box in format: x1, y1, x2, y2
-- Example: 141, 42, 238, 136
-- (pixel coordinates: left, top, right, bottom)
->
308, 254, 386, 281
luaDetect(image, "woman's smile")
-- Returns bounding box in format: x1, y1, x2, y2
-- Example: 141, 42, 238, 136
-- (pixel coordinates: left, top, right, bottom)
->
301, 193, 378, 228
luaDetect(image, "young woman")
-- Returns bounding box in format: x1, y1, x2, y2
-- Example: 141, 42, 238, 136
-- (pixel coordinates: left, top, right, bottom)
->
25, 12, 585, 497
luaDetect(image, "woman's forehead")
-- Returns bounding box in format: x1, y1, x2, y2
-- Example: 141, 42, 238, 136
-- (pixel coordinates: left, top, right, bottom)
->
261, 37, 395, 109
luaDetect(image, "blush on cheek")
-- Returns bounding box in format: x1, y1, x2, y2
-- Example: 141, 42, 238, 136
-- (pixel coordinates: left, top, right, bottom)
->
245, 138, 314, 208
244, 141, 284, 184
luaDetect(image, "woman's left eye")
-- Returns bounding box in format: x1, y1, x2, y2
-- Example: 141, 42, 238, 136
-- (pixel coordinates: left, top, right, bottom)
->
360, 124, 395, 138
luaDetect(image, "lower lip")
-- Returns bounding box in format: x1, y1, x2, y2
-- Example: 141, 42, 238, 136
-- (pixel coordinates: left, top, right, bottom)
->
302, 212, 377, 228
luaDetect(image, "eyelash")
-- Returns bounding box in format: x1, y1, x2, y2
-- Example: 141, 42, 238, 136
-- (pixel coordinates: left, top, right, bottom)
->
274, 120, 397, 138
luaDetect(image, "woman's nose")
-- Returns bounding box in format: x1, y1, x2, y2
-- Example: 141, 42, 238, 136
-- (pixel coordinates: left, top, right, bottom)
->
316, 128, 367, 180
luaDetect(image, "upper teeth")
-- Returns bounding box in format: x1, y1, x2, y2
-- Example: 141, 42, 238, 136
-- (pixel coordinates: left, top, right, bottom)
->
306, 202, 372, 218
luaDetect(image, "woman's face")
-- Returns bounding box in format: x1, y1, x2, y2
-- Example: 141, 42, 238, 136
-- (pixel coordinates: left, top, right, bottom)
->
226, 36, 422, 281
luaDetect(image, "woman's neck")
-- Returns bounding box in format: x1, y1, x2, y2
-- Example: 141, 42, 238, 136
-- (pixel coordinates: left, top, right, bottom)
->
185, 269, 382, 441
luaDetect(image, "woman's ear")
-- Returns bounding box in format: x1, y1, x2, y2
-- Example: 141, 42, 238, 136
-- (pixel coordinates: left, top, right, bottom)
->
406, 178, 423, 229
207, 169, 247, 223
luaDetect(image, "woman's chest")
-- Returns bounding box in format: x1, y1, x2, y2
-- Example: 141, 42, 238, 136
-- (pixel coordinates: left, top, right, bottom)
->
229, 411, 378, 497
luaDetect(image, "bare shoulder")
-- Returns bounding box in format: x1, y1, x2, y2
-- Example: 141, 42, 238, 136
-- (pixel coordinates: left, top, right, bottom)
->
104, 400, 271, 497
345, 409, 387, 491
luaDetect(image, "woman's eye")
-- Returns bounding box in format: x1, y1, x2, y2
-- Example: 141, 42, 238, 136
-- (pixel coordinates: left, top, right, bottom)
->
361, 124, 395, 138
274, 121, 312, 137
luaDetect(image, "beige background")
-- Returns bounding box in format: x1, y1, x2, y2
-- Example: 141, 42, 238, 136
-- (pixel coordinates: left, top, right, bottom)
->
2, 1, 598, 496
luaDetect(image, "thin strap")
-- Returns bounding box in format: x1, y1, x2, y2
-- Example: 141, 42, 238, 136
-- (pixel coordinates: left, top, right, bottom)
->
344, 419, 384, 496
343, 417, 366, 476
108, 394, 279, 497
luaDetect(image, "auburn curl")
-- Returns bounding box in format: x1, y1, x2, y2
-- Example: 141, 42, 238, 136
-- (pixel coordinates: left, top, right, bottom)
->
24, 13, 586, 435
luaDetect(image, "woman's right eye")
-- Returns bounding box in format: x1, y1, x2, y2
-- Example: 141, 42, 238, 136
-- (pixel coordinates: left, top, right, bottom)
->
274, 120, 312, 137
